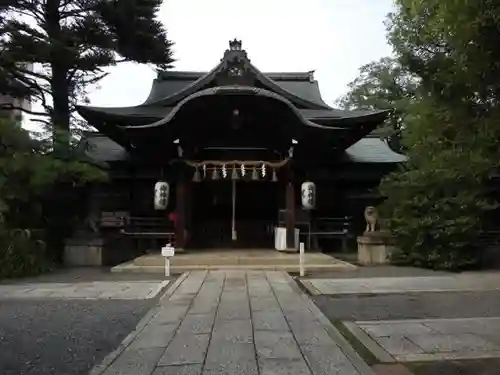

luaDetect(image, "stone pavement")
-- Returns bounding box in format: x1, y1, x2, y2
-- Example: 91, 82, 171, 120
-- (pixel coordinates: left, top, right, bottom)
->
301, 272, 500, 295
0, 280, 169, 300
344, 318, 500, 363
92, 270, 374, 375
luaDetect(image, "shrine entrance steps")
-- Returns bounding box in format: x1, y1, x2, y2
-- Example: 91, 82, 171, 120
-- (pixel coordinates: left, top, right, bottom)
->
111, 249, 356, 274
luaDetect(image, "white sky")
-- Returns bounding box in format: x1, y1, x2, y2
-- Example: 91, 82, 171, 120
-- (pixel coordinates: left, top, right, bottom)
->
89, 0, 394, 109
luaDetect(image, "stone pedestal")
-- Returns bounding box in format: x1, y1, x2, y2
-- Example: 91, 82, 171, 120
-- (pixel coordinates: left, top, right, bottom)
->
357, 231, 395, 265
64, 237, 105, 266
64, 233, 137, 266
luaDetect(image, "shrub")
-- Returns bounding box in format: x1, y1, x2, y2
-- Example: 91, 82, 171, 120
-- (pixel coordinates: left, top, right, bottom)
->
379, 100, 499, 270
0, 222, 52, 279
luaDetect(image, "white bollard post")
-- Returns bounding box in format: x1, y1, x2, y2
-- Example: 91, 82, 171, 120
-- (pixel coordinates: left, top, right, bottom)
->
299, 242, 305, 277
165, 257, 170, 277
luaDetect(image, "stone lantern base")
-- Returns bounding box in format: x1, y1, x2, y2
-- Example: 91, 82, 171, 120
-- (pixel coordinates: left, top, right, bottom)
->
357, 230, 395, 266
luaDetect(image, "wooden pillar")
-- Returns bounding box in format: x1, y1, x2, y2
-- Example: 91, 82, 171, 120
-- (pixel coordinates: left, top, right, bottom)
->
285, 179, 296, 250
185, 180, 193, 246
176, 177, 187, 249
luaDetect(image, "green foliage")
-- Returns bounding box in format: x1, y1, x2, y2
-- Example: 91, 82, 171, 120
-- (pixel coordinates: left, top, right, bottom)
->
337, 57, 419, 150
376, 0, 500, 270
388, 0, 500, 111
380, 99, 500, 270
0, 115, 106, 276
0, 227, 52, 279
338, 57, 417, 113
0, 0, 174, 135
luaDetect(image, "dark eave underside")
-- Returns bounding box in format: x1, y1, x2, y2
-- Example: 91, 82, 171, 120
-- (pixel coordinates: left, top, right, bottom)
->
157, 71, 316, 81
82, 132, 407, 164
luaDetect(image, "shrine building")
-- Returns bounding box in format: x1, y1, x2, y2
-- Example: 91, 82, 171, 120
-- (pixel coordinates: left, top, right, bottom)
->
76, 39, 406, 258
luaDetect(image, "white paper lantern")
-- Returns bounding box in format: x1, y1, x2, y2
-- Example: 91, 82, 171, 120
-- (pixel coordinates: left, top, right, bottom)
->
154, 181, 170, 210
301, 181, 316, 210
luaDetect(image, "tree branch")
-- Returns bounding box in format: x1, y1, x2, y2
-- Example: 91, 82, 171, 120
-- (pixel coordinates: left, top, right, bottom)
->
0, 103, 50, 117
16, 66, 52, 84
30, 117, 52, 126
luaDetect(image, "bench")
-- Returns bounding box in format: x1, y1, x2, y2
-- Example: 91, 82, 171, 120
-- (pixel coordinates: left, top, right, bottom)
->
99, 211, 128, 228
478, 230, 500, 268
478, 230, 500, 246
120, 216, 175, 246
309, 216, 353, 252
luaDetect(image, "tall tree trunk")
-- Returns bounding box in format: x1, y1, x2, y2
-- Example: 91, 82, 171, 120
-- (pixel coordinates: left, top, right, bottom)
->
44, 0, 72, 263
45, 0, 70, 151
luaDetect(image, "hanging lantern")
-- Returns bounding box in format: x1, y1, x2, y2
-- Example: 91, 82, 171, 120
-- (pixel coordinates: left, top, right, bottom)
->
222, 164, 228, 178
231, 165, 239, 180
192, 166, 201, 182
202, 164, 207, 178
272, 168, 278, 182
154, 181, 170, 210
301, 181, 316, 210
252, 166, 259, 180
240, 164, 246, 177
212, 167, 219, 180
261, 163, 267, 177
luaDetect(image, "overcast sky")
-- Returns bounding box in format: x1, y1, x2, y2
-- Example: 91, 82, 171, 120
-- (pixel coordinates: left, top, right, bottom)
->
88, 0, 394, 109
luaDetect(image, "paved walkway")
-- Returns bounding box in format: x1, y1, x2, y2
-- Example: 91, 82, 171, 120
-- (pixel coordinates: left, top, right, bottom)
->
302, 272, 500, 295
344, 318, 500, 363
91, 271, 373, 375
0, 281, 169, 300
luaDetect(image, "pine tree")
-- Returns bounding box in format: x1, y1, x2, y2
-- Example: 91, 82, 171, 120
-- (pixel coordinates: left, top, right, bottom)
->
0, 0, 174, 140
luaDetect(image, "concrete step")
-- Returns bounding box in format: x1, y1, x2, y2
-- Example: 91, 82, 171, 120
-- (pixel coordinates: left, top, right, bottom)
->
132, 253, 342, 267
111, 262, 356, 274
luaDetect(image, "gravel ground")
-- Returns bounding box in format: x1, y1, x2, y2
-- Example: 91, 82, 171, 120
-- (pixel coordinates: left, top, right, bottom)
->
0, 267, 169, 284
407, 358, 500, 375
313, 291, 500, 321
0, 299, 156, 375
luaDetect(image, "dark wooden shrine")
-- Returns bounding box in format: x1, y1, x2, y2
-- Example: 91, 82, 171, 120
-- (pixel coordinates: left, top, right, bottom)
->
77, 39, 406, 254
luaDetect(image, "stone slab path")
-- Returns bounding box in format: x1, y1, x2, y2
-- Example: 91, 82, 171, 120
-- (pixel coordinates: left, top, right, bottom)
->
344, 318, 500, 363
302, 272, 500, 295
0, 281, 169, 300
92, 271, 374, 375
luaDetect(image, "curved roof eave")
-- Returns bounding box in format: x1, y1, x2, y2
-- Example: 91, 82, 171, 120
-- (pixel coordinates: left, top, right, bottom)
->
75, 104, 389, 127
312, 110, 391, 127
119, 86, 344, 132
76, 105, 134, 150
76, 104, 167, 121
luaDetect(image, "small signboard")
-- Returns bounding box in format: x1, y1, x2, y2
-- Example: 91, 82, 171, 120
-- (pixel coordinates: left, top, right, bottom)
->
161, 246, 175, 258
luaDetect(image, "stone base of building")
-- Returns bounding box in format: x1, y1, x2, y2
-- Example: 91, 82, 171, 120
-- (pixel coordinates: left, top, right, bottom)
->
357, 231, 395, 265
111, 249, 357, 273
64, 233, 137, 267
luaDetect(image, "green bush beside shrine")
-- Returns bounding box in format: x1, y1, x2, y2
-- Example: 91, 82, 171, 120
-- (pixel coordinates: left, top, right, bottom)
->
0, 116, 106, 278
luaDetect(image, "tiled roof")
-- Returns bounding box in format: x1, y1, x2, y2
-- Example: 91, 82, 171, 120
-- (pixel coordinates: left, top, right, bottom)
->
344, 137, 407, 163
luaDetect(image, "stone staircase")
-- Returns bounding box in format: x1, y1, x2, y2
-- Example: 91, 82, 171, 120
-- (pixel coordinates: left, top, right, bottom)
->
111, 249, 356, 273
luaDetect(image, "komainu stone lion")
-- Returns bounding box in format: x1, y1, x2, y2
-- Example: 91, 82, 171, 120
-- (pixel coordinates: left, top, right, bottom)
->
364, 206, 379, 233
